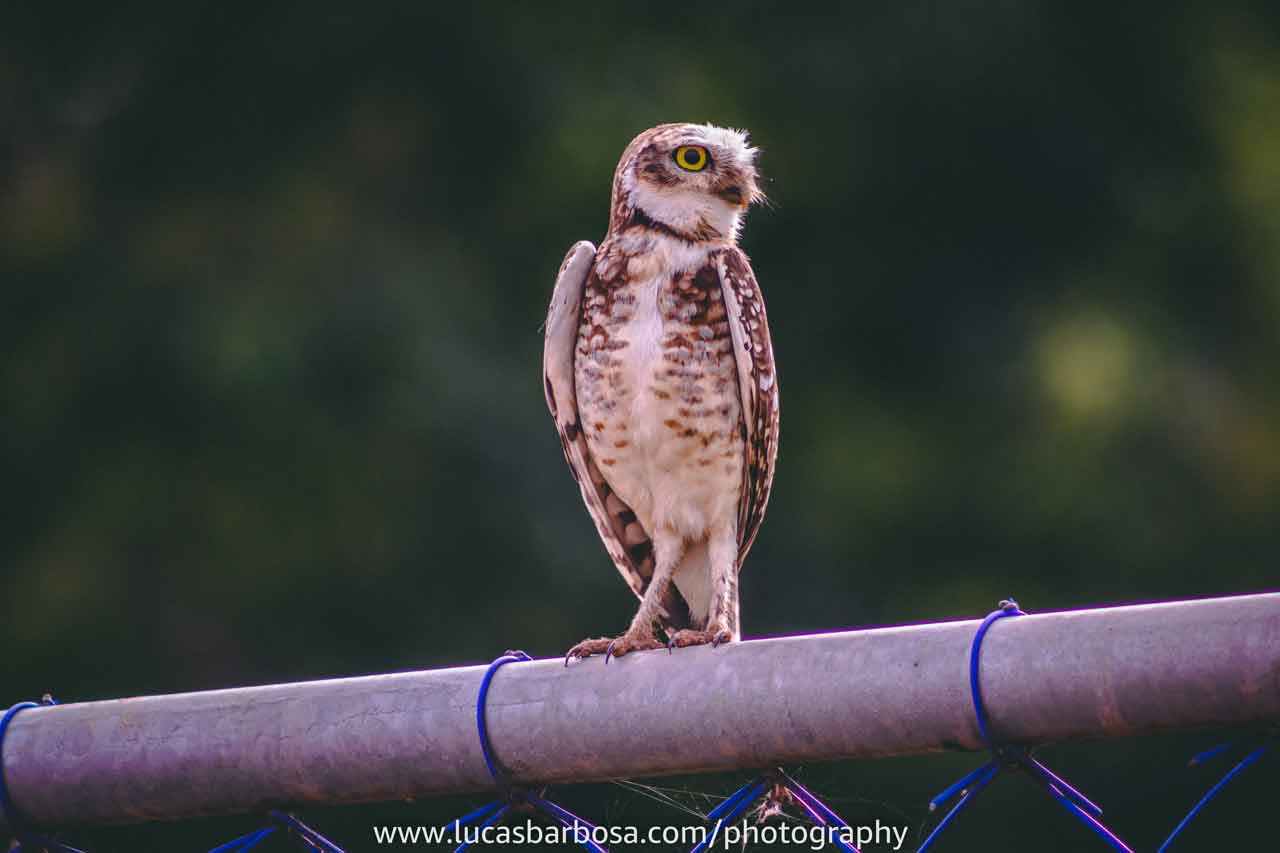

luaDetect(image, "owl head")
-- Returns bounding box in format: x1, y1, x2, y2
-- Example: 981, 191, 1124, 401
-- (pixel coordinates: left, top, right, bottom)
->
610, 123, 762, 244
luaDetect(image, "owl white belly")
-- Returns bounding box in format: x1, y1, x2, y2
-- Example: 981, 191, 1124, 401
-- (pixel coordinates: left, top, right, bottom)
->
574, 242, 744, 544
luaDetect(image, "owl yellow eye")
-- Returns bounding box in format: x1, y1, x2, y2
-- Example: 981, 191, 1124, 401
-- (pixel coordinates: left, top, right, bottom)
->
673, 145, 709, 172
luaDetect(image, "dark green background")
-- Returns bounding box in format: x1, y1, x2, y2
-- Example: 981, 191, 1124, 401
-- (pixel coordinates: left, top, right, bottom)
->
4, 2, 1276, 850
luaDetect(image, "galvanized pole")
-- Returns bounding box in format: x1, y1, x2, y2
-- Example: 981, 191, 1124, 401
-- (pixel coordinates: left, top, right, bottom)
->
2, 593, 1277, 831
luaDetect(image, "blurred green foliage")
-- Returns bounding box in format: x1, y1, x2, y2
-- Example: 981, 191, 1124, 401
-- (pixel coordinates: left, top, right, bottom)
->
2, 2, 1277, 849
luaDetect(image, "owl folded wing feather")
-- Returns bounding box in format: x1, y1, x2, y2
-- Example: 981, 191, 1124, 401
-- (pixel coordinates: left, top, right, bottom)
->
543, 241, 693, 628
717, 247, 780, 564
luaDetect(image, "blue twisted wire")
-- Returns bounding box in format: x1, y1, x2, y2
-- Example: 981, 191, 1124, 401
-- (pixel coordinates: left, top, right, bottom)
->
445, 651, 608, 853
1, 698, 88, 853
0, 702, 39, 839
777, 769, 862, 853
207, 811, 346, 853
1158, 738, 1270, 852
476, 651, 532, 787
917, 599, 1134, 853
689, 769, 861, 853
967, 600, 1025, 747
269, 811, 347, 853
209, 826, 276, 853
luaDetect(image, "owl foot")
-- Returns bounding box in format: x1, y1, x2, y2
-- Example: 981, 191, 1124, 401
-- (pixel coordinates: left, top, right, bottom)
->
564, 637, 612, 666
604, 633, 665, 663
666, 626, 734, 651
564, 633, 664, 665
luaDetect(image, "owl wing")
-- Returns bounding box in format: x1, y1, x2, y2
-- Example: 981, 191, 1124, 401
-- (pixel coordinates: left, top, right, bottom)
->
717, 247, 780, 563
544, 241, 693, 627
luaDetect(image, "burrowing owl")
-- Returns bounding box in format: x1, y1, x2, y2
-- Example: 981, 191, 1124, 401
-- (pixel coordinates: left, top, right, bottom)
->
544, 123, 779, 663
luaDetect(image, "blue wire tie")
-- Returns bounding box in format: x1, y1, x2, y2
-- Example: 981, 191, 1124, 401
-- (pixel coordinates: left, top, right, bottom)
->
1, 697, 89, 853
1158, 734, 1272, 852
690, 768, 862, 853
444, 651, 608, 853
916, 599, 1135, 853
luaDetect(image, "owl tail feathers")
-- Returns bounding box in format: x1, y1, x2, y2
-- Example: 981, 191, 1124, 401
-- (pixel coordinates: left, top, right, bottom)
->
669, 540, 711, 635
656, 583, 695, 634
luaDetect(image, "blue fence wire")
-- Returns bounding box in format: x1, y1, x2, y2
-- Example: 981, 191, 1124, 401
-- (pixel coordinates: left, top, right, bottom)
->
1, 697, 88, 853
688, 767, 861, 853
916, 599, 1136, 853
443, 650, 608, 853
208, 811, 346, 853
1158, 734, 1272, 852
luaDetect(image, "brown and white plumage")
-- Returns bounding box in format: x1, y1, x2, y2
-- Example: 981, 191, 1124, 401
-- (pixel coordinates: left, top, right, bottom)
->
543, 123, 779, 661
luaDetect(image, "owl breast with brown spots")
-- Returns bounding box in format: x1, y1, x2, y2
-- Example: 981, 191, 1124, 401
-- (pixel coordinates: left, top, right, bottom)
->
574, 236, 745, 543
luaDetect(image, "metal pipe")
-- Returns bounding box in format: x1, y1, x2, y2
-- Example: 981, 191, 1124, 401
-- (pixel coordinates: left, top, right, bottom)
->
2, 592, 1277, 830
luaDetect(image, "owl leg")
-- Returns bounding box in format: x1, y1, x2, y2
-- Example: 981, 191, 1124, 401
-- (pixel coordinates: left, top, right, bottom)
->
566, 535, 684, 664
667, 526, 738, 650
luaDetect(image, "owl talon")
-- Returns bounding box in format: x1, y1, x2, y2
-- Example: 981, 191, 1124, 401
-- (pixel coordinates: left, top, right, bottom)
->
564, 637, 614, 665
609, 633, 664, 662
565, 633, 663, 664
667, 628, 734, 650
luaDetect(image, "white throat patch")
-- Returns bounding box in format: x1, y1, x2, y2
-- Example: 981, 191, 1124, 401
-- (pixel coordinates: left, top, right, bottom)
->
629, 181, 742, 242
